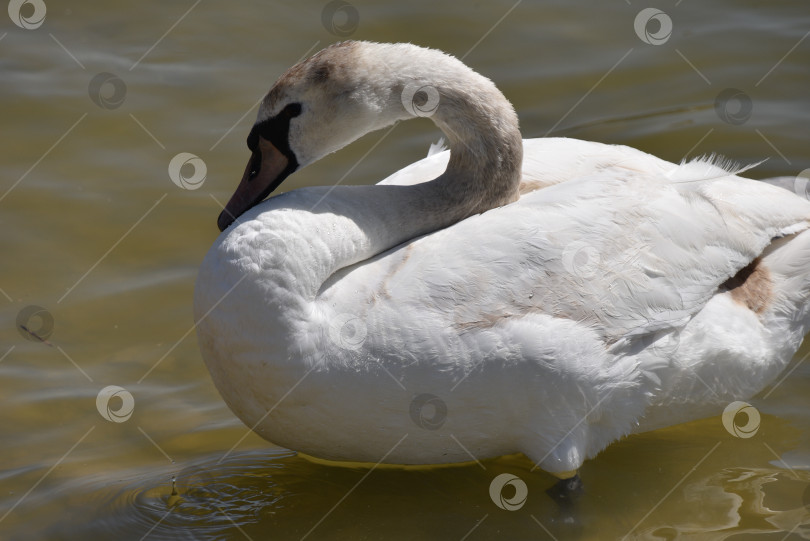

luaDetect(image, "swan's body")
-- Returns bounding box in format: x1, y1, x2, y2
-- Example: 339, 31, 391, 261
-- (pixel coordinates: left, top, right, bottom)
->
195, 42, 810, 477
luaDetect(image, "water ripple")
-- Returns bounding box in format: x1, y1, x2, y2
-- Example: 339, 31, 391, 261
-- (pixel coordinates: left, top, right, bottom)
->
41, 449, 296, 541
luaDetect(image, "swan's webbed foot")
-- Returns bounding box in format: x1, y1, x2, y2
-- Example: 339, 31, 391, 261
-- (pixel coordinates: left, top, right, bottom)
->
545, 474, 583, 509
545, 473, 584, 529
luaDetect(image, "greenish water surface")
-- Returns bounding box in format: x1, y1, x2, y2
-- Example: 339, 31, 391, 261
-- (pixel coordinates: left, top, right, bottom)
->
2, 1, 810, 539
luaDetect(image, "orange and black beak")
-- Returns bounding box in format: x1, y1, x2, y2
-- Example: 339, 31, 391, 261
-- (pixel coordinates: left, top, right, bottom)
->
217, 103, 302, 232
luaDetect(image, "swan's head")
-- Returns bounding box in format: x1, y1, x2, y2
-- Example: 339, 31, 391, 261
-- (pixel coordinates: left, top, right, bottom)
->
218, 41, 409, 231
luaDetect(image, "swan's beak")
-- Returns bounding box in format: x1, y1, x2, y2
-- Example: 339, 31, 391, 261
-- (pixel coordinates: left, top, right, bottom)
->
217, 137, 292, 232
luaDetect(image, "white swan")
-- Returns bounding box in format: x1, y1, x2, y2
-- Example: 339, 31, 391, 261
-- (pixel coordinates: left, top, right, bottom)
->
195, 42, 810, 486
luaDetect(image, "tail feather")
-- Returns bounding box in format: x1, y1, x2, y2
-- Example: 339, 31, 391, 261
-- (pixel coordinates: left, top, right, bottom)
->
669, 154, 762, 183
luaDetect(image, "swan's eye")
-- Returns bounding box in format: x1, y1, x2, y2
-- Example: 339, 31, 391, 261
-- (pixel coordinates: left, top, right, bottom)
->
284, 103, 302, 118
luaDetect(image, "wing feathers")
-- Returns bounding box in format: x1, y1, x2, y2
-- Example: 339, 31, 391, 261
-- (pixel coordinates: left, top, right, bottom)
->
333, 139, 810, 353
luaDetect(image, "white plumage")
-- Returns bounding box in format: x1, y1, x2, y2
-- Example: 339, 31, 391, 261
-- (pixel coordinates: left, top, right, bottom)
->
195, 42, 810, 478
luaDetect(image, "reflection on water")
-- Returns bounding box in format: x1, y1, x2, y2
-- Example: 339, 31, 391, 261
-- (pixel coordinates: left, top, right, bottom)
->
24, 449, 810, 541
637, 468, 810, 540
2, 0, 810, 539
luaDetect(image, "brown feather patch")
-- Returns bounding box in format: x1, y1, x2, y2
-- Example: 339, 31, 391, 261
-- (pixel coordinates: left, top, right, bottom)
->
721, 257, 773, 314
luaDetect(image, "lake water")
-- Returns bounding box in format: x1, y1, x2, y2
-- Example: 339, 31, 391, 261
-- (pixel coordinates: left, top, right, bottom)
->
2, 1, 810, 539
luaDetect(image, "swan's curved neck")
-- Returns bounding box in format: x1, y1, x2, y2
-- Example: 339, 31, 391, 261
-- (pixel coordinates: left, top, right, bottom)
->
272, 44, 523, 300
371, 43, 524, 219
